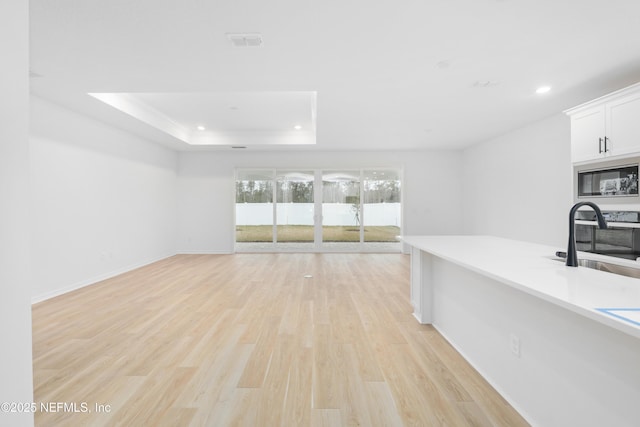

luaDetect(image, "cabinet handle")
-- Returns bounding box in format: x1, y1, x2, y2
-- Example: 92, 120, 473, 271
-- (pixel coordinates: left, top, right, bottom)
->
604, 136, 609, 152
599, 137, 603, 153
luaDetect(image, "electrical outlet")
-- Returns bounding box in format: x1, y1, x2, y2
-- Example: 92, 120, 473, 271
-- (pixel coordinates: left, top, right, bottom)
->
509, 333, 521, 358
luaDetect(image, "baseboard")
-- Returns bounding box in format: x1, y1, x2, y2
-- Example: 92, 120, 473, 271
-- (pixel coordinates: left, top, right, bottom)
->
176, 250, 233, 255
31, 252, 176, 304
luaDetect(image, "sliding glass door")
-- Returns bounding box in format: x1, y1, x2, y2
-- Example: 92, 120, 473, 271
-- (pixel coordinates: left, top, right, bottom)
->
235, 168, 401, 252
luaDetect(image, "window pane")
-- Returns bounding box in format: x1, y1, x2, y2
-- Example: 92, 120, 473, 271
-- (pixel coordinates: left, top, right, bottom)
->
363, 170, 401, 244
276, 170, 314, 244
236, 170, 274, 243
322, 171, 361, 243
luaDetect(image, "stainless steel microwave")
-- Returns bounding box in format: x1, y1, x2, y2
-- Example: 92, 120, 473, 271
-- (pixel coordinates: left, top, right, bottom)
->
577, 163, 639, 199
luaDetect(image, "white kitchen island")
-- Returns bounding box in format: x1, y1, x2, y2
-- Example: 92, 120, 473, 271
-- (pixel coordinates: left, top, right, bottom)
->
402, 235, 640, 427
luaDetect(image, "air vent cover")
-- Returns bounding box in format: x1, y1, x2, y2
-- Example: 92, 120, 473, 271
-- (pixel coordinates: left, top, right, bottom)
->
226, 33, 263, 48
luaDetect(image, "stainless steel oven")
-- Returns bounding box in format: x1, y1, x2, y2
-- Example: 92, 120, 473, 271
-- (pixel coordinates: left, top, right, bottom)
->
575, 210, 640, 260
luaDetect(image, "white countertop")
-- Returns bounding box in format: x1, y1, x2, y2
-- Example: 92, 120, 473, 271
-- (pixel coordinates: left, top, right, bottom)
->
402, 235, 640, 339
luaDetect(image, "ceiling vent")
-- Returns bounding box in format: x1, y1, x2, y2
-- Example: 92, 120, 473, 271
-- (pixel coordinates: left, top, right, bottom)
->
226, 33, 263, 48
473, 80, 500, 88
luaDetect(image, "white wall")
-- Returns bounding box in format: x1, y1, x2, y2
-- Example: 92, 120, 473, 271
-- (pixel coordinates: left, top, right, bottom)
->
0, 0, 33, 425
462, 113, 572, 248
177, 150, 463, 253
30, 96, 179, 302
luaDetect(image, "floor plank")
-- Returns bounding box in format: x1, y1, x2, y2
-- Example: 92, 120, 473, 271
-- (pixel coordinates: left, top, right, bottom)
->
32, 253, 528, 426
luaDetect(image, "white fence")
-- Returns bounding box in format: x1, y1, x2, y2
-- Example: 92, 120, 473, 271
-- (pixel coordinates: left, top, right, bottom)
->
236, 203, 401, 227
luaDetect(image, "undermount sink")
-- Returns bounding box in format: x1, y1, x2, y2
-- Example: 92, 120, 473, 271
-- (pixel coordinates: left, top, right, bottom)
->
553, 257, 640, 279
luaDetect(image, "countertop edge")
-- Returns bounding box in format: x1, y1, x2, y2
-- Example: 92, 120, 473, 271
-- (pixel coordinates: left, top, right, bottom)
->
402, 235, 640, 340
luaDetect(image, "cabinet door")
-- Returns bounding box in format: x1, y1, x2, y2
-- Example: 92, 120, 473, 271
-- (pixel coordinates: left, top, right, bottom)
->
606, 91, 640, 159
570, 105, 606, 163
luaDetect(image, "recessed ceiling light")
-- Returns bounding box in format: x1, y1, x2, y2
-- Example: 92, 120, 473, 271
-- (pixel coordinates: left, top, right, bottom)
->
294, 125, 302, 130
197, 125, 206, 131
536, 86, 551, 94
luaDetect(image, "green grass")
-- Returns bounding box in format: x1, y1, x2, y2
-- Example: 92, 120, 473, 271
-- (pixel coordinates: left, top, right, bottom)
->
235, 225, 400, 242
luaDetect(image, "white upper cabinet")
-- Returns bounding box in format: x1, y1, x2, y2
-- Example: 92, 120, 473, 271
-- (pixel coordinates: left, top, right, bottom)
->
570, 105, 606, 163
566, 83, 640, 164
605, 91, 640, 158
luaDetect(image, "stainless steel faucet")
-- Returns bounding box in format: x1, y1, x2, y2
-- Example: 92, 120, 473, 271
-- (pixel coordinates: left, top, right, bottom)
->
567, 202, 608, 267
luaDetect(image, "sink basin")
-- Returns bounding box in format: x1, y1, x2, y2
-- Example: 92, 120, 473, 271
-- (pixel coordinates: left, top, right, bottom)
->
553, 257, 640, 279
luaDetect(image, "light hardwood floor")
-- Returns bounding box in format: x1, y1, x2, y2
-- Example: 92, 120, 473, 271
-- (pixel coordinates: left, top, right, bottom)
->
32, 253, 529, 426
